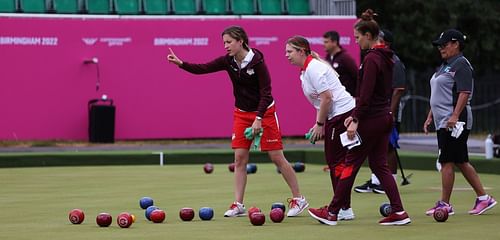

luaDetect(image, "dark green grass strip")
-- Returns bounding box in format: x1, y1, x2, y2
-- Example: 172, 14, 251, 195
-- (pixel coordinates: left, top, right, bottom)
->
0, 150, 499, 174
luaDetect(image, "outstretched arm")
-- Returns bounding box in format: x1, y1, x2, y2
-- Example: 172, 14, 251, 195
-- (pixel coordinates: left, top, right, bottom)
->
168, 48, 225, 75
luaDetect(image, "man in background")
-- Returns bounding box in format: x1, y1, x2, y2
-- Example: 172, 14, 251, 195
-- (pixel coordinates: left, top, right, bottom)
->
323, 31, 358, 96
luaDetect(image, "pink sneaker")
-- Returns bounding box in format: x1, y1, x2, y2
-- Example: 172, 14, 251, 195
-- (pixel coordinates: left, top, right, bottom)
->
307, 206, 337, 225
379, 211, 411, 225
468, 196, 497, 215
425, 201, 455, 216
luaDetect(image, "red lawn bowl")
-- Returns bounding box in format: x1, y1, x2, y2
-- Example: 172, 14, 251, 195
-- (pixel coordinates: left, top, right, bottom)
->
433, 208, 449, 222
117, 212, 133, 228
69, 209, 85, 224
179, 208, 195, 221
247, 207, 261, 219
269, 208, 284, 223
250, 212, 266, 226
96, 213, 112, 227
150, 209, 166, 223
228, 163, 235, 172
204, 163, 214, 174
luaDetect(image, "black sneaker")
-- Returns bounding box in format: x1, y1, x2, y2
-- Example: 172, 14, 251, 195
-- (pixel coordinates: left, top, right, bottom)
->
372, 184, 386, 194
354, 180, 375, 193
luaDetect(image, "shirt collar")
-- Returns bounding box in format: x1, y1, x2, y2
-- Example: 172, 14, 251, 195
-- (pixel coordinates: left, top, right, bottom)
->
444, 53, 463, 65
234, 49, 254, 69
301, 55, 314, 71
372, 43, 387, 49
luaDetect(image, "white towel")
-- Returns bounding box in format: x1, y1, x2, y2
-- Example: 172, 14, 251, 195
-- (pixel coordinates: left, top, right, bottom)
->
450, 121, 465, 138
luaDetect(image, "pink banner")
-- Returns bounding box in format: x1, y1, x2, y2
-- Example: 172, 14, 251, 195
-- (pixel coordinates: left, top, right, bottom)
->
0, 16, 359, 140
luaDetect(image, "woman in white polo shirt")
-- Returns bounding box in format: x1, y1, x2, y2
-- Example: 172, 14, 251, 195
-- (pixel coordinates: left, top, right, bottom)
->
285, 35, 356, 221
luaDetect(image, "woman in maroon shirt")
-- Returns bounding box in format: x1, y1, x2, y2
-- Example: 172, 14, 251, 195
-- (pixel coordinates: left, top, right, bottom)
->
167, 26, 308, 218
308, 10, 411, 226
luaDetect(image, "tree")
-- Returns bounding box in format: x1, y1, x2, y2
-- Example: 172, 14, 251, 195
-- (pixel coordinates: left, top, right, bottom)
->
356, 0, 500, 133
357, 0, 500, 73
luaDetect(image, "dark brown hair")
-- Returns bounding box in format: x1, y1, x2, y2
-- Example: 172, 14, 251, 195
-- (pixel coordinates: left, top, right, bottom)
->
323, 31, 340, 43
286, 35, 311, 55
354, 9, 380, 39
222, 25, 250, 51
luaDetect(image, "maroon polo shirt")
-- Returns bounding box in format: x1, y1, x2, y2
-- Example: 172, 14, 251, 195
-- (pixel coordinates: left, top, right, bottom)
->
325, 48, 358, 96
180, 48, 274, 118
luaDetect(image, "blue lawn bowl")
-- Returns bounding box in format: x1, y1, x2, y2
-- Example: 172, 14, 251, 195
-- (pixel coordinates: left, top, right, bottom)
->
139, 197, 154, 209
145, 206, 160, 221
379, 203, 392, 217
293, 162, 305, 172
271, 202, 286, 212
246, 163, 257, 174
199, 207, 214, 221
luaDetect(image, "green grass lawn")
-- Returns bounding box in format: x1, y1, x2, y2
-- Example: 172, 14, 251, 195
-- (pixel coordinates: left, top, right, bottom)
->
0, 163, 498, 240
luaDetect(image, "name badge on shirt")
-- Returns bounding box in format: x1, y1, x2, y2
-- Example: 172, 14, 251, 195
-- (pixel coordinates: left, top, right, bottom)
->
246, 68, 255, 75
442, 66, 456, 77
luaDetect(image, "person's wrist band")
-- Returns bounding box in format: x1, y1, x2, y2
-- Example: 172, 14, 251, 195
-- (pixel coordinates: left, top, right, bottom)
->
316, 121, 324, 126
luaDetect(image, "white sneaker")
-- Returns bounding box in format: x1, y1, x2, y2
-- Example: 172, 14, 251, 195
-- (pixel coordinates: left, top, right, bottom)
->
287, 196, 309, 217
338, 208, 355, 220
223, 202, 246, 217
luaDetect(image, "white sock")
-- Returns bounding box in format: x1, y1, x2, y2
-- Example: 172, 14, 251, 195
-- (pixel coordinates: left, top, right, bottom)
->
371, 174, 380, 185
478, 195, 489, 201
393, 174, 397, 182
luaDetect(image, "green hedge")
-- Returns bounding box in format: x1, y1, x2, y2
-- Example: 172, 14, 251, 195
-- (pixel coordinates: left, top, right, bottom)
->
0, 149, 498, 174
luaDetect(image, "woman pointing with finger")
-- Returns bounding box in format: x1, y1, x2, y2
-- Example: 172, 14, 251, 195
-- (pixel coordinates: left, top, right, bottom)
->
167, 25, 308, 218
